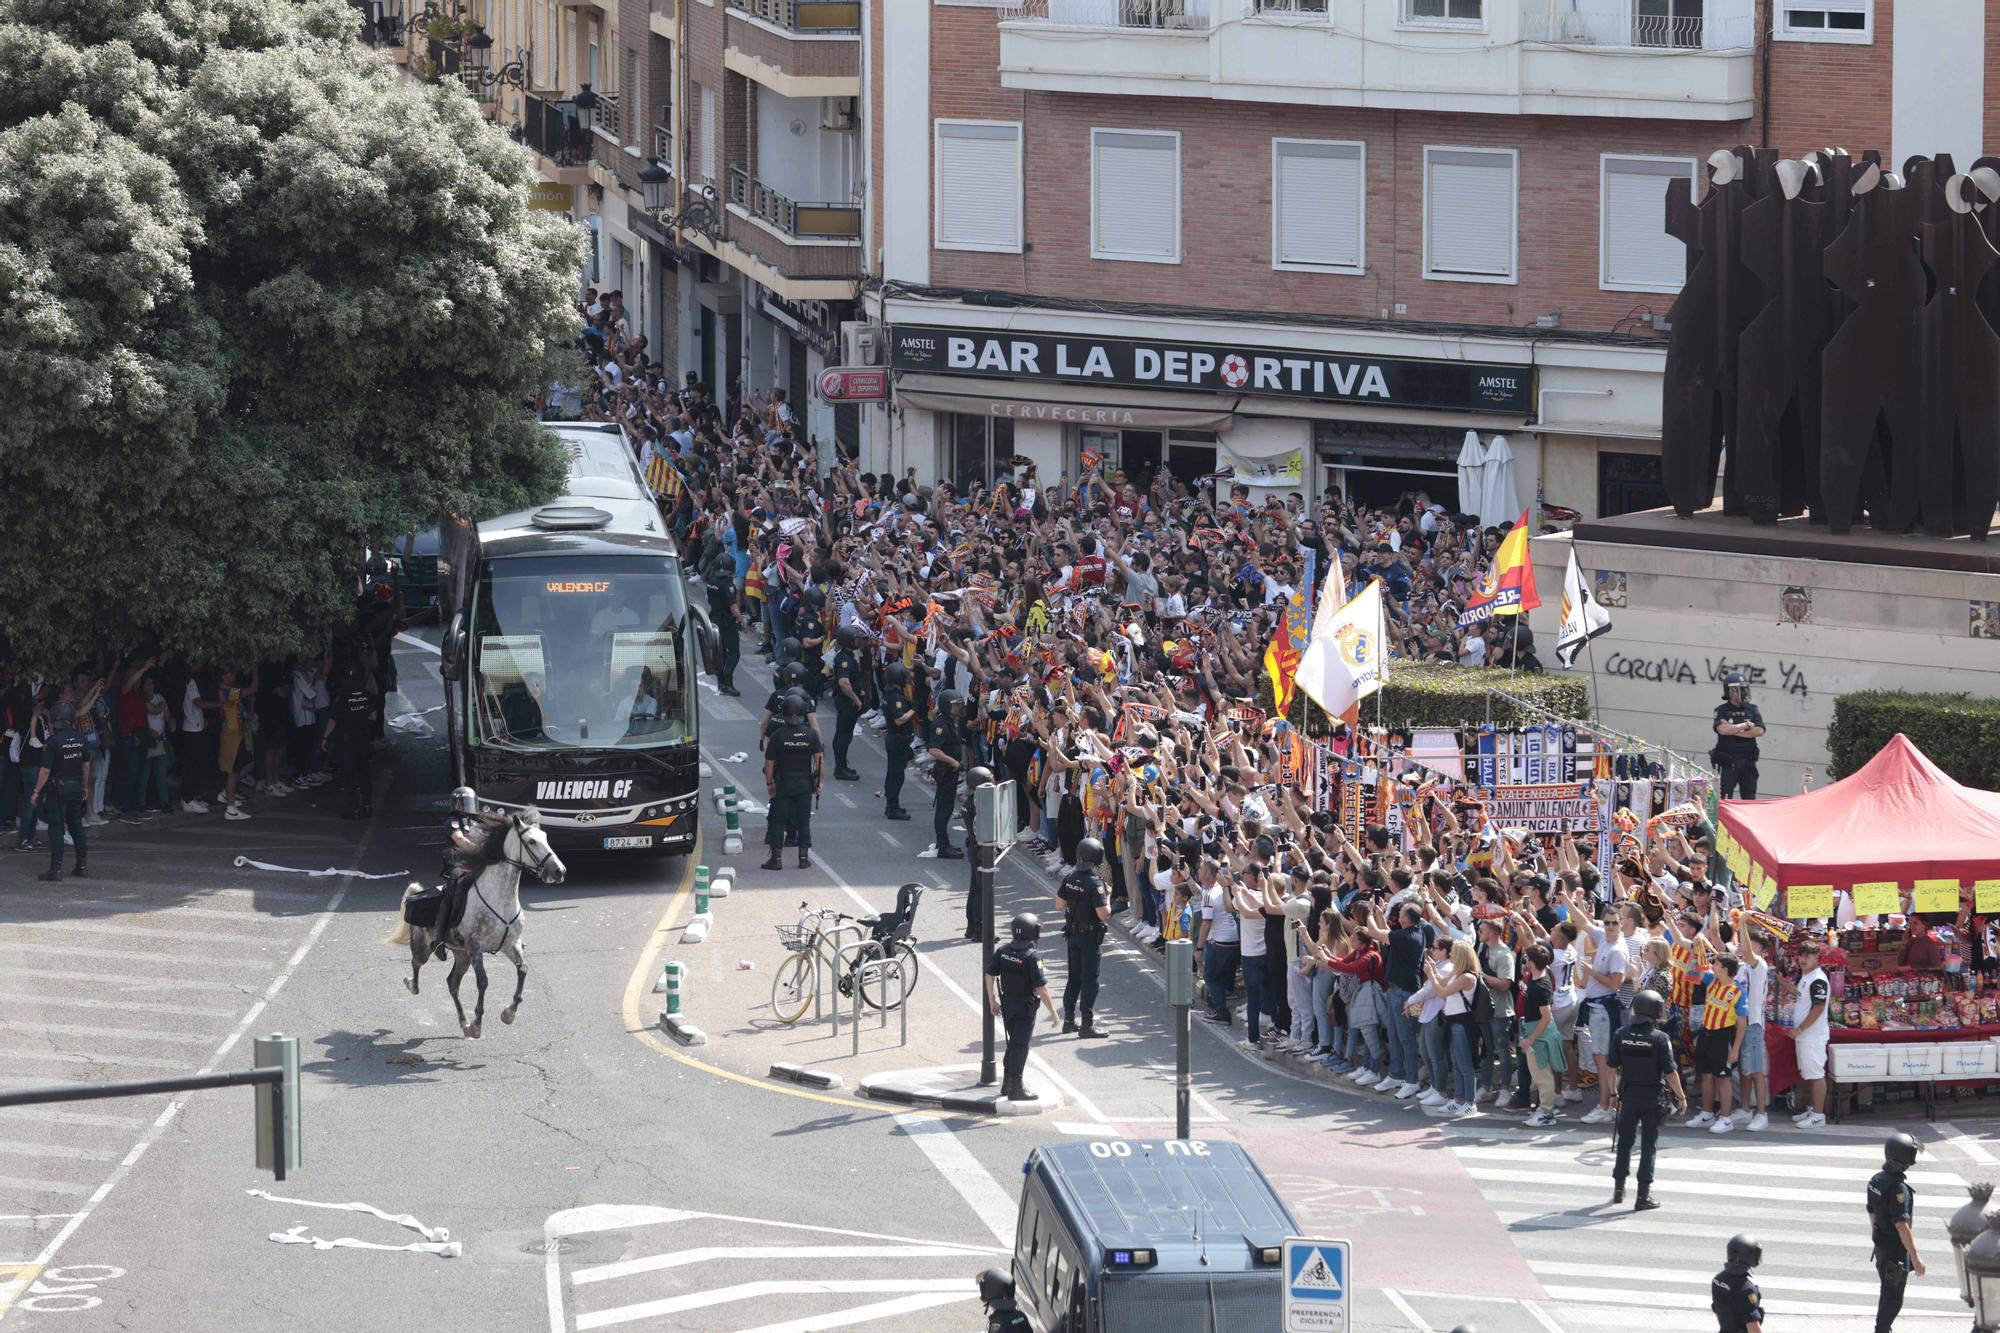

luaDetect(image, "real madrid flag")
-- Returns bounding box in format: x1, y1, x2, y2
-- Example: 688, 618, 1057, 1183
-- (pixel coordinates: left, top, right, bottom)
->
1554, 544, 1612, 669
1296, 579, 1386, 721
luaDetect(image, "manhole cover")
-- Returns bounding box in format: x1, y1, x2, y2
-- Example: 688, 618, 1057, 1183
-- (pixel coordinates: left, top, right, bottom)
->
521, 1232, 627, 1259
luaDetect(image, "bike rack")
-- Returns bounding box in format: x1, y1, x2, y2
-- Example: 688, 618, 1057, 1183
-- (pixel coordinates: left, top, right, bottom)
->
817, 922, 867, 1029
850, 955, 911, 1058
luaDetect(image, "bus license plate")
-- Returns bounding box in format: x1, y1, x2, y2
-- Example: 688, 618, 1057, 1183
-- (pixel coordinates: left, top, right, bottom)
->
602, 835, 653, 850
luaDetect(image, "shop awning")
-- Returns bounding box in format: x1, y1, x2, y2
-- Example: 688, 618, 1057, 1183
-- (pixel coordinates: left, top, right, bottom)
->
893, 374, 1238, 431
1718, 734, 2000, 896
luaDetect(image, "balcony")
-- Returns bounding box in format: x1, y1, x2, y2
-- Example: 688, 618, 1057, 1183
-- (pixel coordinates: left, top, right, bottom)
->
709, 166, 860, 296
516, 90, 594, 185
589, 91, 648, 194
997, 0, 1754, 120
650, 0, 675, 37
723, 0, 860, 99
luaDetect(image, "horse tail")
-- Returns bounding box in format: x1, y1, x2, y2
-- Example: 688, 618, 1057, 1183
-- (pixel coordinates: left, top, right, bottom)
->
387, 882, 420, 946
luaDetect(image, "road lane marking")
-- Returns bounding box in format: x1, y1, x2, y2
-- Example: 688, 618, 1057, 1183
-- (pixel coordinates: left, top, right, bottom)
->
395, 632, 440, 655
571, 1243, 992, 1286
729, 1291, 980, 1333
0, 968, 255, 995
0, 1143, 118, 1164
0, 994, 239, 1020
1939, 1121, 1998, 1166
0, 919, 283, 947
0, 895, 301, 927
0, 1178, 90, 1198
576, 1279, 973, 1330
0, 1108, 145, 1130
894, 1115, 1017, 1248
877, 831, 899, 846
0, 1021, 217, 1047
1382, 1288, 1434, 1331
1537, 1284, 1965, 1319
0, 1048, 188, 1072
0, 942, 272, 970
1530, 1259, 1965, 1303
834, 794, 854, 809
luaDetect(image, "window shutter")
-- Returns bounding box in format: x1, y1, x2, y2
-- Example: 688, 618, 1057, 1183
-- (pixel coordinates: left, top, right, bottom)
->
1093, 131, 1179, 261
698, 84, 716, 181
936, 123, 1022, 251
1275, 140, 1363, 270
624, 49, 640, 146
1603, 157, 1692, 289
1426, 149, 1515, 278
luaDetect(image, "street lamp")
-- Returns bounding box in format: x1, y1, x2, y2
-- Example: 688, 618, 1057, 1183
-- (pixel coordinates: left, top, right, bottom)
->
1968, 1205, 2000, 1333
572, 84, 599, 136
638, 161, 672, 215
1951, 1183, 1995, 1308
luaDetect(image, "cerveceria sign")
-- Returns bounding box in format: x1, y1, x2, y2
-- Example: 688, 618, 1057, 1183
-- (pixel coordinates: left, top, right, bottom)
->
890, 325, 1532, 415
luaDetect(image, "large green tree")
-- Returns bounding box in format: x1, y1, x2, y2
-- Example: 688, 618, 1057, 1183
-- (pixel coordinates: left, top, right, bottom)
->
0, 0, 587, 670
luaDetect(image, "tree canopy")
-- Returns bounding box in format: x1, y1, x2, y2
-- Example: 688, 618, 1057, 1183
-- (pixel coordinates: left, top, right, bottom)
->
0, 0, 588, 670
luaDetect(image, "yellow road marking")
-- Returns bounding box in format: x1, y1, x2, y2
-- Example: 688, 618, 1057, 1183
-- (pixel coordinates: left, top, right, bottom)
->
0, 1263, 42, 1320
617, 833, 930, 1118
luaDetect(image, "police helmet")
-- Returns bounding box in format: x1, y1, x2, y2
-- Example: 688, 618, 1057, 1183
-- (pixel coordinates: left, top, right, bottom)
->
1630, 989, 1665, 1023
885, 663, 909, 690
803, 587, 826, 609
779, 661, 810, 690
450, 786, 479, 816
1077, 836, 1106, 867
1010, 913, 1042, 943
48, 701, 76, 727
1725, 1234, 1762, 1269
778, 637, 803, 665
1884, 1132, 1922, 1169
937, 689, 965, 715
967, 765, 995, 790
1722, 670, 1749, 702
836, 623, 863, 649
780, 691, 809, 723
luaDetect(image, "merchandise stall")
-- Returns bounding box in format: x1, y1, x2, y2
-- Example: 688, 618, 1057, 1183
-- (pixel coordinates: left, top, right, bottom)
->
1716, 735, 2000, 1114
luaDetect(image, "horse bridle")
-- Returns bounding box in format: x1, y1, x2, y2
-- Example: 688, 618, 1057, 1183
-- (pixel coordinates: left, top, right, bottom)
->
504, 821, 561, 882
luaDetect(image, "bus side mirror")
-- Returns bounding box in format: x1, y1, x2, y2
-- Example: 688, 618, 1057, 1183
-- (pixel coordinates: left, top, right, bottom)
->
440, 613, 464, 682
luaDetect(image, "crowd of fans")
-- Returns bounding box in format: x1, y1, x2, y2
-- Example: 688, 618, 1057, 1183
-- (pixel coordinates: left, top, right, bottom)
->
567, 294, 1844, 1130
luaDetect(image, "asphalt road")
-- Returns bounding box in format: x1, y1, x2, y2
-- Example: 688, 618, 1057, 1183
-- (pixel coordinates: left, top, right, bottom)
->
0, 633, 1989, 1333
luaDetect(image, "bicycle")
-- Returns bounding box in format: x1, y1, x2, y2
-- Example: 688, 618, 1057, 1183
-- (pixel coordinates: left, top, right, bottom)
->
769, 900, 920, 1023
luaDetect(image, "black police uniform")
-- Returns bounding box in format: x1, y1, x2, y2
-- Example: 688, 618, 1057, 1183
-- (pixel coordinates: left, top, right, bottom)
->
40, 724, 88, 877
1058, 867, 1110, 1032
332, 683, 376, 817
1711, 697, 1764, 800
881, 686, 916, 816
763, 721, 820, 859
1867, 1164, 1917, 1332
1711, 1264, 1764, 1332
1607, 1019, 1675, 1204
704, 565, 740, 696
830, 645, 865, 776
987, 939, 1046, 1095
927, 710, 965, 854
797, 617, 827, 706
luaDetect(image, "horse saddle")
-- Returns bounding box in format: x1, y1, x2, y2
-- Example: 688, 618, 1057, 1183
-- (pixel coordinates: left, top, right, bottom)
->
402, 887, 447, 929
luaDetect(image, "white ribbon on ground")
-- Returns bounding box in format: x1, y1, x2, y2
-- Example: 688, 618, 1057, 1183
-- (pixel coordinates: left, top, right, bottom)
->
247, 1189, 461, 1258
232, 857, 409, 880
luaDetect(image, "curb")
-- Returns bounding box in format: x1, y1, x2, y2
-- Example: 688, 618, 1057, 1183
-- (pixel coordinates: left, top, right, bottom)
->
680, 912, 713, 944
659, 1012, 709, 1047
856, 1076, 1058, 1118
768, 1062, 846, 1091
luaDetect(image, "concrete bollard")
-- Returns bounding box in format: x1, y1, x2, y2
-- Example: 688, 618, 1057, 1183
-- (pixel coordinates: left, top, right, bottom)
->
664, 961, 685, 1015
708, 871, 732, 899
694, 864, 711, 916
721, 794, 744, 854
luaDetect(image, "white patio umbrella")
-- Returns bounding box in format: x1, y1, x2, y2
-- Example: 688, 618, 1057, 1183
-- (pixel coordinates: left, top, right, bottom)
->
1455, 430, 1486, 520
1480, 433, 1520, 526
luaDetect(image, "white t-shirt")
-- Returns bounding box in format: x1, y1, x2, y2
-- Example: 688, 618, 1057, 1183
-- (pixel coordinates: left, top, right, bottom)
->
1237, 891, 1268, 958
146, 692, 168, 736
1201, 884, 1239, 945
1583, 936, 1630, 1001
1547, 945, 1578, 1013
1458, 635, 1488, 668
1792, 966, 1830, 1038
1739, 957, 1770, 1026
182, 680, 207, 734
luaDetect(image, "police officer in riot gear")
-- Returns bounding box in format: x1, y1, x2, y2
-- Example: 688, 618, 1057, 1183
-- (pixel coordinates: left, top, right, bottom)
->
33, 702, 89, 882
762, 691, 822, 870
963, 765, 994, 941
797, 588, 828, 690
322, 671, 378, 819
1607, 988, 1686, 1211
761, 663, 820, 743
1711, 672, 1765, 800
1058, 836, 1112, 1037
977, 1266, 1031, 1333
928, 690, 968, 858
984, 913, 1058, 1105
1711, 1234, 1765, 1333
881, 663, 916, 821
830, 623, 868, 781
1868, 1132, 1926, 1332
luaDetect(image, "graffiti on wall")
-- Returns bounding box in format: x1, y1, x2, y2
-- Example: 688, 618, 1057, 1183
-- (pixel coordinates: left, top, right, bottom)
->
1602, 652, 1810, 697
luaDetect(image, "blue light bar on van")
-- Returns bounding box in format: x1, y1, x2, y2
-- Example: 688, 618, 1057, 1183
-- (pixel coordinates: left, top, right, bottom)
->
1107, 1249, 1156, 1269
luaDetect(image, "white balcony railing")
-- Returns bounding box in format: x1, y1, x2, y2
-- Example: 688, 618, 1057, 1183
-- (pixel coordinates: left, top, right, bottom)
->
1522, 0, 1755, 50
998, 0, 1213, 28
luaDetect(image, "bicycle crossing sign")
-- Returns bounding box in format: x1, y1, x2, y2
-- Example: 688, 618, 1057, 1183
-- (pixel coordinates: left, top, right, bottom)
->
1282, 1237, 1351, 1331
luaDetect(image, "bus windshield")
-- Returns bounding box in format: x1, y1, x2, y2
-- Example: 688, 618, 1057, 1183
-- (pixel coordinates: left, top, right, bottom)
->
470, 554, 693, 751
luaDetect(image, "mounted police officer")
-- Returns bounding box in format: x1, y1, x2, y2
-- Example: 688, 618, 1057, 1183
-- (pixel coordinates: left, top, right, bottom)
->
1608, 988, 1686, 1212
1711, 672, 1764, 800
33, 701, 89, 882
1711, 1235, 1764, 1333
1867, 1132, 1926, 1333
977, 1266, 1031, 1333
762, 691, 821, 871
1058, 836, 1112, 1038
432, 786, 482, 959
927, 689, 968, 859
880, 663, 916, 821
830, 623, 869, 782
963, 766, 994, 941
984, 913, 1058, 1104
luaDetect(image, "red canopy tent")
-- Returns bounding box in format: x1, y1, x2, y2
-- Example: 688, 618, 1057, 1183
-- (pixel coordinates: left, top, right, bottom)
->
1719, 733, 2000, 897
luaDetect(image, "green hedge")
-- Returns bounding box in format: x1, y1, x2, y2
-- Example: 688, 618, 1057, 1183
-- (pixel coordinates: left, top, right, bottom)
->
1263, 661, 1592, 734
1828, 691, 2000, 789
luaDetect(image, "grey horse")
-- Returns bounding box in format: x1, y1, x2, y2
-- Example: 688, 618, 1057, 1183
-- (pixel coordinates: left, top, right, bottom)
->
389, 809, 566, 1038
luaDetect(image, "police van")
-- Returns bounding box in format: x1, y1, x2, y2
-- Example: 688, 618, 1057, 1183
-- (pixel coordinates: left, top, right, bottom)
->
1006, 1139, 1299, 1332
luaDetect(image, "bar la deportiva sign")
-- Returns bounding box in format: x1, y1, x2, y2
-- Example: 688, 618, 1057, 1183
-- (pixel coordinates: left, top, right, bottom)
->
890, 325, 1532, 414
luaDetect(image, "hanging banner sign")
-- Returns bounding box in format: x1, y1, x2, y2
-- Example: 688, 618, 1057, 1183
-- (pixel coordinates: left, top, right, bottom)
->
1484, 782, 1599, 834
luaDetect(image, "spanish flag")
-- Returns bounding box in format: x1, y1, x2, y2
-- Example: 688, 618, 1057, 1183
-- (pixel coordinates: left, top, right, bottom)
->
1456, 510, 1541, 626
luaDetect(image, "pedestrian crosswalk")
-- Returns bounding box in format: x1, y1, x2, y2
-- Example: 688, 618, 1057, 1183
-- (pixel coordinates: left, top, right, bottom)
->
1443, 1127, 1975, 1330
547, 1204, 1000, 1332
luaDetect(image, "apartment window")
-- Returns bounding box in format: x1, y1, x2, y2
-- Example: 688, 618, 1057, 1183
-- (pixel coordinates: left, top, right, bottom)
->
1776, 0, 1870, 41
1601, 155, 1695, 292
1272, 139, 1364, 273
1091, 129, 1181, 264
587, 38, 599, 88
1401, 0, 1482, 24
934, 121, 1024, 253
1255, 0, 1329, 11
1423, 146, 1516, 283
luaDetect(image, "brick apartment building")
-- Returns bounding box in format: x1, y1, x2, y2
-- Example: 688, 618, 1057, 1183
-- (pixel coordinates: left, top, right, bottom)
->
862, 0, 1992, 520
